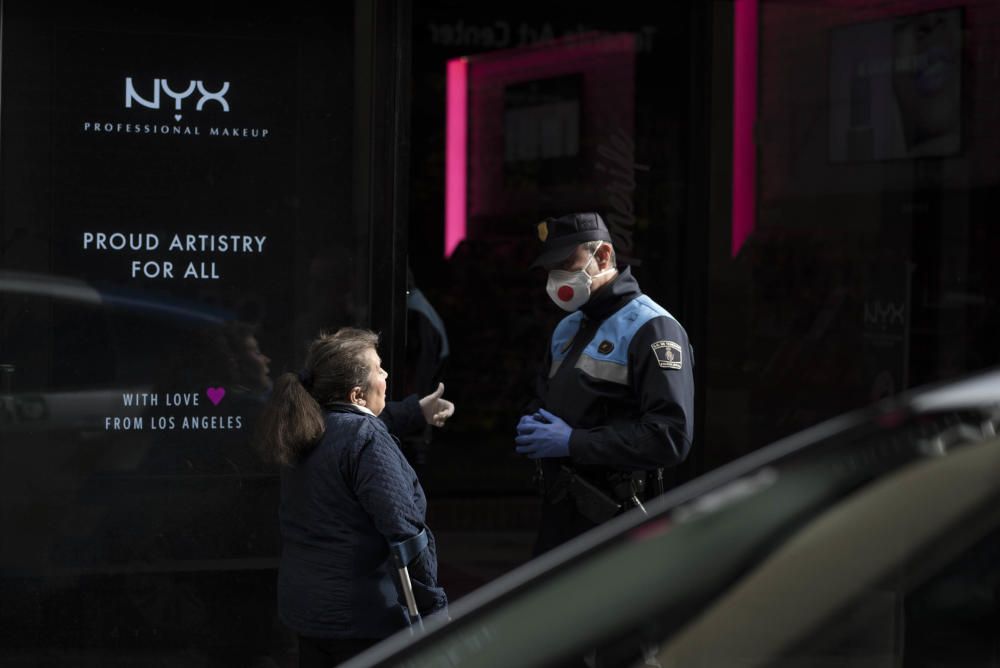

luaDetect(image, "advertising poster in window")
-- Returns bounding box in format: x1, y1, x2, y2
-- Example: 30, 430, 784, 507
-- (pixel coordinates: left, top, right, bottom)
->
829, 9, 962, 162
0, 6, 357, 657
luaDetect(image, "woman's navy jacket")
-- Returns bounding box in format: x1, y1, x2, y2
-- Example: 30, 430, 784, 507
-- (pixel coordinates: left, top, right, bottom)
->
277, 403, 446, 639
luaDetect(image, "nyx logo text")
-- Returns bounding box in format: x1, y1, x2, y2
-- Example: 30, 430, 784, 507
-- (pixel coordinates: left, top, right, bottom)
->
125, 77, 230, 121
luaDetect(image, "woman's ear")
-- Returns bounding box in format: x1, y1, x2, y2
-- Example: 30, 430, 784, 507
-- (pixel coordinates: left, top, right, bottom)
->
349, 386, 366, 406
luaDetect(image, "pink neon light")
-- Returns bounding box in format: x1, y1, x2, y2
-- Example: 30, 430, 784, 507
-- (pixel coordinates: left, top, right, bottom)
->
466, 34, 635, 222
444, 34, 633, 258
445, 58, 468, 258
732, 0, 759, 257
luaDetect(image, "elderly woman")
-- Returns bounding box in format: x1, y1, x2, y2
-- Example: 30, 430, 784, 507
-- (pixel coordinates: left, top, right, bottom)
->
257, 328, 447, 667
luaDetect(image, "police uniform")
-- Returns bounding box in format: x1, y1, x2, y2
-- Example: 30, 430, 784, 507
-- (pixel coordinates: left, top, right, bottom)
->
526, 213, 694, 554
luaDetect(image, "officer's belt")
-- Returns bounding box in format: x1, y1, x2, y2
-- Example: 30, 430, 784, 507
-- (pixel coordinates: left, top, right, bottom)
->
551, 466, 664, 524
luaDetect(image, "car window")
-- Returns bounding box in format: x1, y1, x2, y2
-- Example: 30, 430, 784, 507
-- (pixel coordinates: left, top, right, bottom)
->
902, 526, 1000, 666
654, 434, 1000, 668
763, 529, 1000, 668
102, 303, 209, 388
0, 293, 114, 392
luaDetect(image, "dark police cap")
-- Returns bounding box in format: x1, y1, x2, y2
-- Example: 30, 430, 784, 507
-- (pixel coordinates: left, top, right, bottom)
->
530, 212, 612, 269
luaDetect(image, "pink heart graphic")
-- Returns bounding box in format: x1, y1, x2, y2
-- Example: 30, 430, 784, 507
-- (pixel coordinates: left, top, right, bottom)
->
206, 387, 226, 406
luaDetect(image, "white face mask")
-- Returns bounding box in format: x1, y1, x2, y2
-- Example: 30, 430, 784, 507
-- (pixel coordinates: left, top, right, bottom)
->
545, 250, 614, 312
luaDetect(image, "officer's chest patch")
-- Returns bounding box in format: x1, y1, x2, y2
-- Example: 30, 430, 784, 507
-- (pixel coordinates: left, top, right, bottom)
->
597, 340, 614, 355
651, 341, 683, 369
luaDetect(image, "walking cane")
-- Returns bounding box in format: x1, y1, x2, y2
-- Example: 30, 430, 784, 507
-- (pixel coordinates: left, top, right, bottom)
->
390, 528, 429, 633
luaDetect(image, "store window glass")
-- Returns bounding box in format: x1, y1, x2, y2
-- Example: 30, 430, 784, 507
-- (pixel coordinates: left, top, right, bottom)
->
0, 2, 365, 663
407, 0, 1000, 602
716, 0, 1000, 456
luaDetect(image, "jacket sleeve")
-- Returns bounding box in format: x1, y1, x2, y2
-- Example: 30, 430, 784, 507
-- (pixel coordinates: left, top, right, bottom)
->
568, 316, 694, 470
350, 425, 447, 615
379, 393, 426, 438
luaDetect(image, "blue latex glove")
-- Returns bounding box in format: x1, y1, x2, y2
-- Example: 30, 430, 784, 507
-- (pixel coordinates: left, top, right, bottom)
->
514, 408, 572, 459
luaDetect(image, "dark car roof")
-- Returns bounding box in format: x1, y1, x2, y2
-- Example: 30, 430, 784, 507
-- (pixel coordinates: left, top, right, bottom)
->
0, 270, 233, 324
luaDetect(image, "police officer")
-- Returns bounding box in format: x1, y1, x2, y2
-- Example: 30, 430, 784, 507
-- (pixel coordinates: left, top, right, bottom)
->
515, 212, 694, 555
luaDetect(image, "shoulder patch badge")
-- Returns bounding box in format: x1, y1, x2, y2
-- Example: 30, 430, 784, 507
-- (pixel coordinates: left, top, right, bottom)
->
651, 340, 683, 369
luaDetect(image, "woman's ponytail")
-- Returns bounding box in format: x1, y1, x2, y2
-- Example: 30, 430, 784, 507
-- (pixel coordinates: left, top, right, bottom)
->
255, 371, 325, 466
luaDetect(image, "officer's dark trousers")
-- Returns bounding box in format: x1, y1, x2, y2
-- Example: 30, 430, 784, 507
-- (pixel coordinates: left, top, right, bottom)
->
298, 635, 377, 667
533, 496, 598, 557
